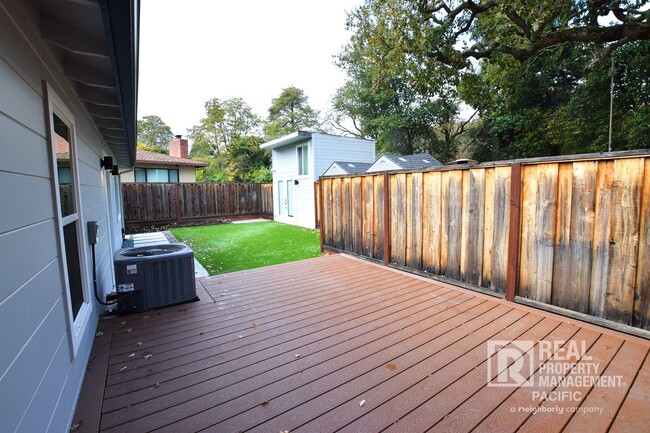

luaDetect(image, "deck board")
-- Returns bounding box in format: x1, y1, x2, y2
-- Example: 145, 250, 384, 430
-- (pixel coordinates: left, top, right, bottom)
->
73, 254, 650, 433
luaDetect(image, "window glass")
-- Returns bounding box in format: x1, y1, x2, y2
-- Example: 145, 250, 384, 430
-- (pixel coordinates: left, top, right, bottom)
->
169, 169, 179, 183
54, 114, 75, 217
134, 168, 146, 182
297, 145, 309, 176
146, 168, 167, 182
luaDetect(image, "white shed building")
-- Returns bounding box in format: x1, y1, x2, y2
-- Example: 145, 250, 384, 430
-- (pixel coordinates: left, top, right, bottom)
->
260, 131, 375, 229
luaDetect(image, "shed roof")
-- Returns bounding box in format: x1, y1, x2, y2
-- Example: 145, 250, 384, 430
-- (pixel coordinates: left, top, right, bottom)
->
135, 150, 208, 167
383, 153, 442, 170
325, 161, 373, 175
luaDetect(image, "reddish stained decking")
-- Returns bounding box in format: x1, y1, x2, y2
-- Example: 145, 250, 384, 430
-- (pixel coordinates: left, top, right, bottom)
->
74, 254, 650, 433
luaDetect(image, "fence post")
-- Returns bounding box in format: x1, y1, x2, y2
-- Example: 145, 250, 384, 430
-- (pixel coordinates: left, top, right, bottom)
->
383, 173, 391, 266
318, 179, 325, 253
174, 184, 181, 224
505, 163, 522, 302
225, 183, 231, 220
257, 184, 261, 217
313, 181, 319, 229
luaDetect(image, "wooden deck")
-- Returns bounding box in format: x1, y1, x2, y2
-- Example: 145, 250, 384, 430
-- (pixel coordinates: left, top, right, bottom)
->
75, 254, 650, 433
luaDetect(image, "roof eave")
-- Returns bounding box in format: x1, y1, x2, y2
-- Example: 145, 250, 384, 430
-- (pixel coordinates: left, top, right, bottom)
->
98, 0, 139, 168
259, 131, 312, 150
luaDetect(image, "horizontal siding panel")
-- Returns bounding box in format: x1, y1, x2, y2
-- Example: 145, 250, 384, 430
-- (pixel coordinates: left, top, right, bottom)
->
15, 336, 69, 433
0, 260, 61, 375
0, 220, 59, 303
0, 172, 53, 234
0, 114, 49, 177
0, 56, 45, 136
0, 298, 67, 433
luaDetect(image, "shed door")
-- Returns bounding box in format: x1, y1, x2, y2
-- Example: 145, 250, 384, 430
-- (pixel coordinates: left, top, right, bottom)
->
287, 180, 294, 217
277, 180, 284, 216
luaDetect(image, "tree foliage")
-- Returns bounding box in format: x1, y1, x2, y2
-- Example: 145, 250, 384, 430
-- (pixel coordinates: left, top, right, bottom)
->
188, 97, 271, 182
137, 115, 174, 151
335, 0, 650, 160
188, 97, 261, 159
264, 87, 320, 139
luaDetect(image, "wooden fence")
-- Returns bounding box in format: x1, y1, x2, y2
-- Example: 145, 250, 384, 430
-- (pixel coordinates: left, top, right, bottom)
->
122, 182, 273, 226
319, 151, 650, 332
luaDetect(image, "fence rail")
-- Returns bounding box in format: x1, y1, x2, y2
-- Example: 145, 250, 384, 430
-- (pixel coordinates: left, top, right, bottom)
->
122, 182, 273, 226
319, 152, 650, 332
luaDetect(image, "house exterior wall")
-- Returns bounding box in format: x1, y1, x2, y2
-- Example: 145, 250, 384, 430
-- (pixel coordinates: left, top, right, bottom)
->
366, 155, 403, 172
0, 2, 124, 432
269, 134, 375, 229
312, 134, 376, 178
120, 165, 198, 183
323, 163, 347, 176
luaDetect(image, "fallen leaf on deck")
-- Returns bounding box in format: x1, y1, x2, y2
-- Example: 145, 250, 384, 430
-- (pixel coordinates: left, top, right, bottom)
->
144, 354, 152, 360
120, 366, 128, 372
120, 321, 127, 325
386, 363, 398, 371
252, 322, 261, 328
128, 353, 135, 358
70, 421, 81, 431
238, 335, 243, 339
95, 331, 103, 337
295, 354, 301, 358
136, 342, 142, 346
261, 400, 270, 406
359, 400, 366, 407
125, 328, 133, 333
143, 315, 150, 319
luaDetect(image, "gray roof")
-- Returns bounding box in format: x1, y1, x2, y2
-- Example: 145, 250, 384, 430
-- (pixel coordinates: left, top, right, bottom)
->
330, 161, 373, 175
383, 153, 442, 170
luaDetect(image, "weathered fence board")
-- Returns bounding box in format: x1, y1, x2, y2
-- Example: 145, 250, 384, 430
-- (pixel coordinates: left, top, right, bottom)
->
319, 152, 650, 331
123, 182, 272, 226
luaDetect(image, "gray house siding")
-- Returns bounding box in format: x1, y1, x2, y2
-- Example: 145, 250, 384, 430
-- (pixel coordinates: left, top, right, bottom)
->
0, 1, 124, 432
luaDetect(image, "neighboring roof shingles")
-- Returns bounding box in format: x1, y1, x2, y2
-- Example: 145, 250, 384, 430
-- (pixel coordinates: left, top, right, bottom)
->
331, 161, 373, 175
383, 153, 442, 170
136, 150, 208, 167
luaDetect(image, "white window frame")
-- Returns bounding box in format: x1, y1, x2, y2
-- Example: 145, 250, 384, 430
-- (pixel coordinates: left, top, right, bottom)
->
46, 84, 92, 357
297, 144, 309, 177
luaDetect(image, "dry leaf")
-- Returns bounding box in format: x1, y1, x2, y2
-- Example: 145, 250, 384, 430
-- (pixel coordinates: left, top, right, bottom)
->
143, 315, 150, 319
386, 363, 397, 371
261, 400, 270, 406
295, 354, 301, 358
136, 342, 143, 346
280, 430, 290, 433
359, 400, 366, 407
128, 353, 135, 358
70, 421, 81, 431
252, 322, 261, 328
144, 354, 152, 360
95, 331, 103, 337
120, 366, 128, 372
238, 335, 243, 339
125, 328, 133, 333
120, 321, 127, 325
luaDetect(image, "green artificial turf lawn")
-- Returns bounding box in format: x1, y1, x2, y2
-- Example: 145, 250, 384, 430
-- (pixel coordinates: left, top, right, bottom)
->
170, 221, 322, 275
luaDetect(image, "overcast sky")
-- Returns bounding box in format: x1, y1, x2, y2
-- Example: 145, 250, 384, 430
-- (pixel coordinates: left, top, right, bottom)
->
137, 0, 363, 136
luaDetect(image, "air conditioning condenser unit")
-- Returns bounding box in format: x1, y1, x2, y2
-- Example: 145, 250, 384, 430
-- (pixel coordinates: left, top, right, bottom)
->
114, 243, 198, 315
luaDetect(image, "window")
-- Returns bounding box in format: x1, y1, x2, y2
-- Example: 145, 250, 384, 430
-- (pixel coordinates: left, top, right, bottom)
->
297, 144, 308, 176
47, 85, 90, 356
134, 167, 179, 183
